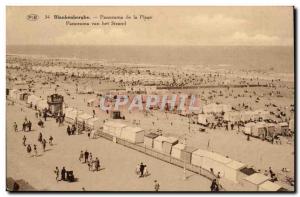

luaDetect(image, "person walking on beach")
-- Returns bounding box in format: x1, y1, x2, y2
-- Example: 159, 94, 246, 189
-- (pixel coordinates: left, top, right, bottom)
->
210, 179, 219, 192
84, 150, 89, 163
22, 135, 26, 146
54, 167, 60, 182
140, 162, 145, 177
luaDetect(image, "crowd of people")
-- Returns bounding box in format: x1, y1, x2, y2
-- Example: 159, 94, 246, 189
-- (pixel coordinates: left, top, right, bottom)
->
79, 150, 101, 172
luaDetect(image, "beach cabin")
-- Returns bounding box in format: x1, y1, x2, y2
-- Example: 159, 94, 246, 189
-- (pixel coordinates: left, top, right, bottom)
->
241, 173, 270, 191
181, 146, 198, 164
278, 122, 289, 135
144, 132, 159, 148
103, 121, 127, 138
224, 160, 247, 183
252, 122, 267, 139
154, 136, 175, 153
77, 113, 93, 130
258, 181, 281, 192
120, 126, 145, 144
171, 143, 185, 159
86, 117, 102, 131
19, 92, 29, 101
191, 149, 232, 177
243, 122, 256, 135
162, 137, 179, 154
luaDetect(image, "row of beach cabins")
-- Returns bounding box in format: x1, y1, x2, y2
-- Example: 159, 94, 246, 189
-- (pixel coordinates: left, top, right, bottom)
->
7, 90, 287, 192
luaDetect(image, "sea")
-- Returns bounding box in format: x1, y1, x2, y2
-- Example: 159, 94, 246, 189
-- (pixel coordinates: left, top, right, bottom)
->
6, 45, 294, 73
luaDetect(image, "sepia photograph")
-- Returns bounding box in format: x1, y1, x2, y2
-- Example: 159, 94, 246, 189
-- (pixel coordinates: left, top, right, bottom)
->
5, 6, 295, 192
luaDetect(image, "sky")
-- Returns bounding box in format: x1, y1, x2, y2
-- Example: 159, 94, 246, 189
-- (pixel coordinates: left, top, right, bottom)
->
6, 6, 294, 46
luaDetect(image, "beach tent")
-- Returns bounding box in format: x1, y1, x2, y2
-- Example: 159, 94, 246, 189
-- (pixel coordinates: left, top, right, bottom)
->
144, 132, 159, 148
220, 104, 232, 113
191, 149, 232, 177
37, 99, 48, 110
198, 114, 214, 125
65, 109, 84, 123
289, 119, 294, 133
243, 122, 256, 135
255, 110, 270, 120
171, 143, 185, 159
224, 111, 241, 122
9, 89, 19, 101
224, 160, 247, 183
77, 113, 93, 123
64, 107, 75, 114
27, 95, 42, 107
103, 121, 127, 137
258, 181, 281, 191
86, 117, 102, 130
241, 173, 270, 191
240, 111, 253, 122
120, 126, 144, 143
203, 103, 218, 114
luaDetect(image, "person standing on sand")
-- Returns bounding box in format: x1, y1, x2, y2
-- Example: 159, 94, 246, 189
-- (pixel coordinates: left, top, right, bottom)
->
26, 144, 32, 156
42, 139, 47, 152
33, 144, 38, 156
79, 150, 84, 162
49, 136, 53, 146
95, 157, 100, 171
13, 122, 18, 132
67, 125, 71, 135
84, 150, 89, 163
22, 135, 26, 146
28, 121, 32, 131
38, 132, 43, 143
54, 167, 60, 182
61, 167, 66, 181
